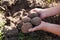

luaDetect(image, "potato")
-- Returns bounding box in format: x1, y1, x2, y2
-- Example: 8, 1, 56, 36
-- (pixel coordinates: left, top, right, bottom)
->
21, 22, 32, 33
22, 16, 31, 23
31, 17, 41, 26
28, 13, 39, 18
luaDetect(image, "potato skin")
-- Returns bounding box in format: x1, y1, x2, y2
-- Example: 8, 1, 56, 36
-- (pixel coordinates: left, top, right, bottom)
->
31, 17, 41, 26
22, 17, 31, 23
28, 13, 39, 18
21, 22, 32, 33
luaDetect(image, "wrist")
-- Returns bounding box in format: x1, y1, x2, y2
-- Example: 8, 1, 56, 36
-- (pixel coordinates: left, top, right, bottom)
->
40, 9, 48, 19
39, 21, 47, 30
41, 22, 49, 31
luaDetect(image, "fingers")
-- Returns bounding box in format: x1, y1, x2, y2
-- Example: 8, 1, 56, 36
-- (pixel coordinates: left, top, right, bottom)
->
30, 9, 37, 13
30, 8, 43, 13
28, 21, 46, 32
28, 26, 39, 32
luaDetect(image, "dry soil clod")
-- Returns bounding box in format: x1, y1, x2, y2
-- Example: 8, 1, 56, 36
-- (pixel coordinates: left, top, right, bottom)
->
31, 17, 41, 26
22, 16, 31, 23
16, 21, 23, 30
28, 13, 39, 18
21, 22, 32, 33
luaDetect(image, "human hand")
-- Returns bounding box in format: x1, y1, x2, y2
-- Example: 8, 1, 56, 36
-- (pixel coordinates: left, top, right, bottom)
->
29, 8, 47, 32
28, 21, 60, 36
30, 8, 46, 19
29, 7, 60, 36
28, 21, 46, 32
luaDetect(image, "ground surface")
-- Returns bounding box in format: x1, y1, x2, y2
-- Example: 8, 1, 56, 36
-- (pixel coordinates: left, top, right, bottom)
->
0, 0, 60, 40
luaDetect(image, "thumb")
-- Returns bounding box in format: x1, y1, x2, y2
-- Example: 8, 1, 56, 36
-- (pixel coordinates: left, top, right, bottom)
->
28, 26, 39, 32
28, 21, 45, 32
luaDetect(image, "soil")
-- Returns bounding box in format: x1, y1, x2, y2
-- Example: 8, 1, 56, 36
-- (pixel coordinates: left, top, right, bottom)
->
0, 0, 60, 40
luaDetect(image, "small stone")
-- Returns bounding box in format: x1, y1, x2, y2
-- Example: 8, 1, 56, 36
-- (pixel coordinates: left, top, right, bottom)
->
5, 37, 18, 40
21, 22, 32, 33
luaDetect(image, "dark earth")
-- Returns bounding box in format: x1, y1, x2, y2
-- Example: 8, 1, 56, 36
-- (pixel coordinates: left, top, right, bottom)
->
0, 0, 60, 40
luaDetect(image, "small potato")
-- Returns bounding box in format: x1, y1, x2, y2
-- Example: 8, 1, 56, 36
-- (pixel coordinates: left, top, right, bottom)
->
21, 22, 32, 33
31, 17, 41, 26
28, 13, 39, 18
22, 16, 31, 23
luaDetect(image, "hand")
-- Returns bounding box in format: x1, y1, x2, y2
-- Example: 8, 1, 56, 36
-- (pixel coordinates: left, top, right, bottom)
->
28, 21, 60, 36
30, 8, 46, 19
28, 21, 46, 32
29, 8, 47, 32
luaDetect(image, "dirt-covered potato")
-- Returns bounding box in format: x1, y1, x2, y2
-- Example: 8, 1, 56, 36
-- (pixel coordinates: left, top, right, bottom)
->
28, 13, 39, 18
22, 16, 31, 23
21, 22, 32, 33
31, 17, 41, 26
